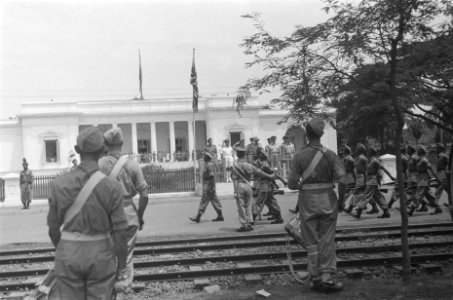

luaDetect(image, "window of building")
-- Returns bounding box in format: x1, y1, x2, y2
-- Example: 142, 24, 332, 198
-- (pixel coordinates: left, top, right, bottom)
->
138, 139, 150, 153
175, 138, 186, 152
44, 139, 59, 163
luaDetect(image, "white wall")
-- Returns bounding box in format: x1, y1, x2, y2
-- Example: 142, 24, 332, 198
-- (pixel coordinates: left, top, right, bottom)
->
0, 122, 23, 174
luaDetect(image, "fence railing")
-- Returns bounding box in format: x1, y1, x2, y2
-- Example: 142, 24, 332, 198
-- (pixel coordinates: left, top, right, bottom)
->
142, 165, 196, 194
0, 178, 4, 202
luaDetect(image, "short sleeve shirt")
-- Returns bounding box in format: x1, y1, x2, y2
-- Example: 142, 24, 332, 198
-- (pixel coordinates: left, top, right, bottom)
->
47, 160, 127, 234
202, 162, 216, 191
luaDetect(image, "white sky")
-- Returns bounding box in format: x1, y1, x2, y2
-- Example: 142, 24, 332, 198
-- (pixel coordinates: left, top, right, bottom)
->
0, 0, 328, 119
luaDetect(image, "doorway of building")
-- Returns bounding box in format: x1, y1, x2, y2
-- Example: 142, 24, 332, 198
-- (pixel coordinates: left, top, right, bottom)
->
229, 132, 242, 146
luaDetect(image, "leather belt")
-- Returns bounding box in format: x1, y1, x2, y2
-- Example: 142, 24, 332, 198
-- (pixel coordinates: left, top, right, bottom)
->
61, 231, 110, 241
301, 183, 333, 190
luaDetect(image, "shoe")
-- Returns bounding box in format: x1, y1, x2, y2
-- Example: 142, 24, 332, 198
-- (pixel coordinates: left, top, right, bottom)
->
263, 211, 272, 216
310, 280, 324, 293
271, 218, 284, 224
407, 206, 416, 217
320, 281, 343, 293
237, 226, 247, 232
245, 225, 254, 232
416, 204, 428, 212
429, 207, 442, 215
377, 210, 390, 218
344, 206, 354, 214
212, 215, 224, 222
366, 208, 379, 214
189, 214, 201, 223
267, 215, 277, 220
351, 208, 362, 219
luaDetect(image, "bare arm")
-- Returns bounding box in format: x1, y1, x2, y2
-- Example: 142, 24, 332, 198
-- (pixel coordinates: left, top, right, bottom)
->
112, 229, 128, 271
137, 195, 149, 230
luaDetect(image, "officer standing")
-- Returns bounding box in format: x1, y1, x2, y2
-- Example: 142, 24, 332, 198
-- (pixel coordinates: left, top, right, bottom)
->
246, 137, 257, 164
98, 126, 150, 293
19, 158, 34, 209
287, 118, 344, 293
47, 126, 128, 299
408, 145, 442, 216
231, 146, 275, 232
352, 146, 395, 219
189, 152, 224, 223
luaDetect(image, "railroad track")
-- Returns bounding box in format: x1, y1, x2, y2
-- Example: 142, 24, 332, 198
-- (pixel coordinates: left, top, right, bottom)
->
0, 222, 452, 293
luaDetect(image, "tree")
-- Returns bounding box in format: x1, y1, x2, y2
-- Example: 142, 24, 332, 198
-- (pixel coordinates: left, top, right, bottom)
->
241, 0, 452, 282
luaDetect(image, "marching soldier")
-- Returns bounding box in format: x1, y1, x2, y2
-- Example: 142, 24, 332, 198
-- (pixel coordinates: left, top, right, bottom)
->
351, 143, 368, 213
47, 126, 128, 299
434, 144, 449, 206
287, 118, 344, 293
352, 146, 395, 219
252, 151, 283, 224
388, 146, 409, 208
205, 138, 217, 162
231, 146, 275, 232
408, 145, 442, 216
342, 145, 357, 213
98, 126, 150, 293
189, 152, 224, 223
406, 144, 419, 209
20, 158, 34, 209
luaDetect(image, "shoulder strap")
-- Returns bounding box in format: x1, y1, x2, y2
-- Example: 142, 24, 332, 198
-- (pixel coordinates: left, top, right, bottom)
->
110, 155, 129, 178
301, 147, 326, 184
64, 170, 106, 225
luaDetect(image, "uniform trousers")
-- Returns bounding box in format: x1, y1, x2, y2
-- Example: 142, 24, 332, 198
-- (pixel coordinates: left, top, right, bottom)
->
253, 190, 281, 216
124, 224, 138, 287
356, 185, 388, 210
198, 190, 222, 215
55, 238, 116, 300
298, 188, 338, 280
20, 184, 32, 208
412, 185, 437, 208
435, 180, 448, 203
235, 182, 253, 226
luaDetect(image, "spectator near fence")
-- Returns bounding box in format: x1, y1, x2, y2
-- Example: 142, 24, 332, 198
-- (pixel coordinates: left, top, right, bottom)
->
220, 139, 234, 182
20, 158, 34, 209
280, 136, 295, 179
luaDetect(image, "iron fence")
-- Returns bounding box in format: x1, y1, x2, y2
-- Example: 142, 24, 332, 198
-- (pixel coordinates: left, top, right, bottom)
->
142, 165, 196, 194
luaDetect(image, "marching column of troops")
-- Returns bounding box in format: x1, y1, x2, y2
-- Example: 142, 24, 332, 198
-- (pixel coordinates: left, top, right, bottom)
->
34, 120, 449, 298
342, 143, 447, 218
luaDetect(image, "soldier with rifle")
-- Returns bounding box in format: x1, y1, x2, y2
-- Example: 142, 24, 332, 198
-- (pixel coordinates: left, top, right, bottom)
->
341, 145, 357, 213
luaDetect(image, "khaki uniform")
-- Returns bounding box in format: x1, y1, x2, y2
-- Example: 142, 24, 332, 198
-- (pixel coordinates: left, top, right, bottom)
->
434, 152, 449, 202
287, 142, 344, 280
47, 160, 128, 300
281, 142, 295, 178
356, 157, 388, 210
412, 156, 437, 209
267, 143, 281, 175
20, 169, 34, 208
253, 161, 281, 217
99, 152, 148, 287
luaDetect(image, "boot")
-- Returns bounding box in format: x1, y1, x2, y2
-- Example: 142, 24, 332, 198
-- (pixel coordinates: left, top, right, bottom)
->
366, 203, 379, 214
267, 215, 277, 220
429, 206, 442, 215
189, 213, 201, 223
352, 207, 362, 219
377, 209, 390, 218
344, 205, 354, 214
212, 212, 224, 222
388, 198, 395, 209
270, 213, 284, 224
407, 205, 416, 217
263, 211, 272, 216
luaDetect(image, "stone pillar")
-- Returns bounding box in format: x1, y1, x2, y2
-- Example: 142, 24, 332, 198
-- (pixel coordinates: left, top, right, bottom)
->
131, 122, 138, 154
2, 173, 20, 207
188, 121, 195, 161
150, 122, 157, 161
169, 121, 176, 161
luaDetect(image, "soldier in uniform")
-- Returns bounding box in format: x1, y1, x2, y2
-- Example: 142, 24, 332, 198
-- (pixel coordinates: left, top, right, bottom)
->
98, 126, 150, 293
352, 146, 395, 219
189, 152, 224, 223
434, 144, 449, 206
252, 151, 283, 224
342, 146, 357, 213
281, 135, 296, 179
231, 146, 275, 232
47, 126, 128, 299
205, 138, 217, 162
267, 136, 281, 176
352, 143, 368, 213
246, 137, 258, 164
406, 144, 419, 209
287, 118, 345, 293
408, 145, 442, 216
20, 158, 34, 209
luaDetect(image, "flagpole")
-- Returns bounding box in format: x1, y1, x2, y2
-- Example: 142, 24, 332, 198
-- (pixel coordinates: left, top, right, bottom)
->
192, 48, 198, 188
139, 49, 144, 100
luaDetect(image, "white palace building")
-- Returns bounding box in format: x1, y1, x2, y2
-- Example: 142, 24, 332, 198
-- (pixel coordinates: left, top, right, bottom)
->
0, 96, 337, 176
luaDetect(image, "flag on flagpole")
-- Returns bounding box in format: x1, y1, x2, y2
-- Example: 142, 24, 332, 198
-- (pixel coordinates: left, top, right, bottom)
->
190, 48, 199, 113
139, 49, 144, 100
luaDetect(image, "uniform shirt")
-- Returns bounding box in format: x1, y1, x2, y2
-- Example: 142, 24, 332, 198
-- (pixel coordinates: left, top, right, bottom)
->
436, 152, 449, 180
267, 144, 280, 155
287, 142, 344, 189
232, 158, 268, 183
99, 152, 148, 227
20, 169, 34, 186
343, 155, 356, 185
258, 160, 274, 192
366, 156, 382, 186
246, 143, 258, 161
202, 161, 216, 191
281, 142, 295, 160
47, 160, 127, 235
205, 144, 217, 159
354, 154, 368, 187
416, 156, 431, 186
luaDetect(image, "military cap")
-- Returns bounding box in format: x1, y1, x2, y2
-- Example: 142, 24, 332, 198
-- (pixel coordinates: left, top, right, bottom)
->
406, 144, 415, 152
207, 138, 213, 142
306, 118, 325, 137
417, 145, 427, 154
400, 145, 406, 152
356, 143, 366, 152
249, 137, 254, 141
255, 137, 260, 142
104, 126, 123, 145
77, 126, 104, 153
343, 145, 351, 154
